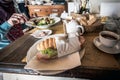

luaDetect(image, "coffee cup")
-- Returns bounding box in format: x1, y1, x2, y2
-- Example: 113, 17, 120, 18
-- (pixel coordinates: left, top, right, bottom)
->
99, 31, 120, 47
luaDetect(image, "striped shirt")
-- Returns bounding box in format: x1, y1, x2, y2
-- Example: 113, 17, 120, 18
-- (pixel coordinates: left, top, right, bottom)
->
0, 22, 11, 49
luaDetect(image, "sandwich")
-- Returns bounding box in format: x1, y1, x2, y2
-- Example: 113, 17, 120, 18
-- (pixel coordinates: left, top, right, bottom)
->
36, 38, 57, 60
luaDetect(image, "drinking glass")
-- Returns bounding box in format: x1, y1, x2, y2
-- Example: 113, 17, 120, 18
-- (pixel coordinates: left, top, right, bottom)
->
103, 19, 117, 33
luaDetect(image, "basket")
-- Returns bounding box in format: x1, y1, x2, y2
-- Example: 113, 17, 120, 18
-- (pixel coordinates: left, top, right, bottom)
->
71, 13, 103, 32
82, 19, 103, 32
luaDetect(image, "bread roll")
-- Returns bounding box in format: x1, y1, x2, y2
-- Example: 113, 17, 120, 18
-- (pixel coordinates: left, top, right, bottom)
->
40, 41, 45, 50
87, 17, 97, 26
37, 38, 56, 51
48, 38, 53, 48
81, 16, 87, 20
87, 14, 97, 26
44, 39, 49, 49
89, 14, 94, 20
36, 38, 57, 60
80, 19, 88, 26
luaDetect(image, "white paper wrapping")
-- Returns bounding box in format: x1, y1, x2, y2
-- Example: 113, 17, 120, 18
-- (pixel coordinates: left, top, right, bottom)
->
56, 37, 81, 57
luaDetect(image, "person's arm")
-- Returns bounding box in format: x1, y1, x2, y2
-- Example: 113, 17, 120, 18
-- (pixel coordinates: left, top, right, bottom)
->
0, 22, 12, 40
0, 13, 27, 41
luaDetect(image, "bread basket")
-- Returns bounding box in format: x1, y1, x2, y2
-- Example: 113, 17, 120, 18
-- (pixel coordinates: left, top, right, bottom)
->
71, 13, 103, 32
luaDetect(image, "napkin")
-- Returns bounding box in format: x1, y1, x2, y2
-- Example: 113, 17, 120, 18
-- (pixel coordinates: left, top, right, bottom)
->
25, 52, 79, 71
24, 48, 85, 71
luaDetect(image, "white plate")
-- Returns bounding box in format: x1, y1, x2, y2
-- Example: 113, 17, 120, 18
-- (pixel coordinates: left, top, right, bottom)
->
27, 34, 66, 63
31, 30, 52, 38
25, 34, 83, 75
26, 34, 66, 75
25, 17, 61, 29
30, 70, 64, 76
93, 37, 120, 54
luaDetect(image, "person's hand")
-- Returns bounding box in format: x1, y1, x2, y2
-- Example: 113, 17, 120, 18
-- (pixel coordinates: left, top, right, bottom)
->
7, 13, 27, 26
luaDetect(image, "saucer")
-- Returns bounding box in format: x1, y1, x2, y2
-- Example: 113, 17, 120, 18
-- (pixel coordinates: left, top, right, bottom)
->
93, 37, 120, 54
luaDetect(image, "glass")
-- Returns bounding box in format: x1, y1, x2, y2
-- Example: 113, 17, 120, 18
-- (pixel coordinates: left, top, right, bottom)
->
85, 0, 91, 13
103, 19, 118, 33
73, 0, 81, 13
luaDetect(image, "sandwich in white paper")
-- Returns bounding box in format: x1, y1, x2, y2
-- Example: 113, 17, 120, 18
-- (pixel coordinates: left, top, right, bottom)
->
36, 35, 81, 60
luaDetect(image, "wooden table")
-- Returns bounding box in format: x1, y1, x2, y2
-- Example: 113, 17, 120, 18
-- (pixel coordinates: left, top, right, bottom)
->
0, 22, 120, 79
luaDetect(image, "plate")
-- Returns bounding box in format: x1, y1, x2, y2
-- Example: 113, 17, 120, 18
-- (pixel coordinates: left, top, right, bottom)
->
33, 70, 65, 75
25, 34, 82, 75
93, 37, 120, 54
26, 34, 67, 62
25, 17, 61, 29
26, 34, 67, 75
30, 30, 52, 38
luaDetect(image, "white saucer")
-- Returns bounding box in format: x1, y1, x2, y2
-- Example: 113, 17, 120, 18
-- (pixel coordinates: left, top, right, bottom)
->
93, 37, 120, 54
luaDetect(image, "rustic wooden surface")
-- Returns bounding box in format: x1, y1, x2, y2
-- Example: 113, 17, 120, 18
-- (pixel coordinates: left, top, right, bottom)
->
0, 21, 120, 79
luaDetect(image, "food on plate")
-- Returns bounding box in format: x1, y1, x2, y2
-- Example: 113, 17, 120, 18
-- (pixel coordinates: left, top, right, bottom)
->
33, 17, 55, 26
37, 31, 47, 37
31, 30, 52, 38
25, 17, 61, 29
36, 38, 57, 59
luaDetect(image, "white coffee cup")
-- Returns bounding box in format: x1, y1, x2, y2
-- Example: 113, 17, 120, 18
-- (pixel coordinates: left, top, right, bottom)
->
99, 31, 120, 47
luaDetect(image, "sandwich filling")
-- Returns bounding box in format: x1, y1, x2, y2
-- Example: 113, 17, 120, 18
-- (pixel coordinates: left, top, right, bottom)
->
41, 48, 57, 57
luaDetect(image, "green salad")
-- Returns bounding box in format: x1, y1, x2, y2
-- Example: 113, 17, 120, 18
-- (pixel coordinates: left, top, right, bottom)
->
33, 17, 55, 26
41, 48, 57, 57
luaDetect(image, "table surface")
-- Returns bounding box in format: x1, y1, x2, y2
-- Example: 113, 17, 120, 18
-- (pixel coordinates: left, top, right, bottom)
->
0, 22, 120, 79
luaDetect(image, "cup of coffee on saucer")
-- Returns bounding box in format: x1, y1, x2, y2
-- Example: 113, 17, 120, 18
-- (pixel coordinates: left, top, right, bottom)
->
99, 31, 120, 47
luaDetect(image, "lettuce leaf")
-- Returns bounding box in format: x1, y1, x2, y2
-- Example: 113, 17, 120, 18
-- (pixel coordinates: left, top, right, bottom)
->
41, 48, 57, 57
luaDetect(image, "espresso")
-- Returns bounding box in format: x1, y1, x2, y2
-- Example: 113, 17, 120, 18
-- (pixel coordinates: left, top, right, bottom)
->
102, 34, 117, 40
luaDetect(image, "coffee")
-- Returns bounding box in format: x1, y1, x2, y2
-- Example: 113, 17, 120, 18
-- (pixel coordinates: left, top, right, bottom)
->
99, 31, 119, 47
102, 34, 117, 40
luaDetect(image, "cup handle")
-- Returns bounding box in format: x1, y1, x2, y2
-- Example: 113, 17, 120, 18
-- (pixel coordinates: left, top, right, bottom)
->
76, 25, 84, 35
